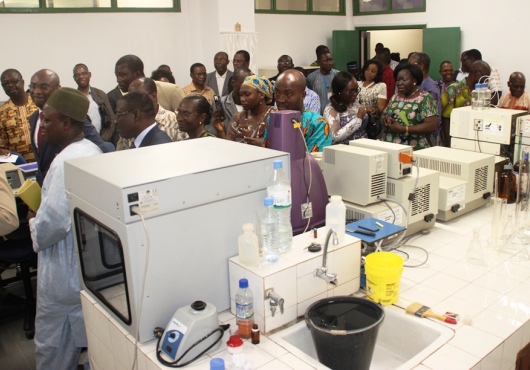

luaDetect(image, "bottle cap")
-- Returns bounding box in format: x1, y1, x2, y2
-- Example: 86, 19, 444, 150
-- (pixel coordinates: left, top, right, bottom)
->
242, 223, 254, 232
330, 195, 343, 203
264, 197, 274, 206
475, 83, 481, 89
239, 278, 248, 288
210, 358, 225, 370
273, 159, 283, 169
252, 323, 258, 330
504, 163, 513, 170
226, 335, 244, 354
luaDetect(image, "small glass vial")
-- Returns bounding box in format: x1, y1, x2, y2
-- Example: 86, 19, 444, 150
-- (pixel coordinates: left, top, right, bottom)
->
251, 324, 260, 344
235, 22, 241, 32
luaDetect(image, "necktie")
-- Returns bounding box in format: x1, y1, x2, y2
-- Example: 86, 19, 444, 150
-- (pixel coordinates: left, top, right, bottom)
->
37, 112, 44, 153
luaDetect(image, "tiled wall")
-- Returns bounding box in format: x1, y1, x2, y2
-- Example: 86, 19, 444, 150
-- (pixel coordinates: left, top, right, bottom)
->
228, 231, 361, 333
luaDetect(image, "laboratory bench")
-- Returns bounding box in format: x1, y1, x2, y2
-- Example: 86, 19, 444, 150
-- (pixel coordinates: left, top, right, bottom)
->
80, 203, 530, 370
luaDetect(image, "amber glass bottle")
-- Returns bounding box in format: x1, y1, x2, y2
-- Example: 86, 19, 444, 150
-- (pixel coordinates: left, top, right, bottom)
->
498, 164, 517, 204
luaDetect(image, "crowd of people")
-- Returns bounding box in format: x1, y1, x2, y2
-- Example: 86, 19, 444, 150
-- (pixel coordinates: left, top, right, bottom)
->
0, 43, 527, 369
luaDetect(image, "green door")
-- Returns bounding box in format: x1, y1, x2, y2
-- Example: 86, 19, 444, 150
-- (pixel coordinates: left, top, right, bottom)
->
423, 27, 461, 79
332, 30, 361, 72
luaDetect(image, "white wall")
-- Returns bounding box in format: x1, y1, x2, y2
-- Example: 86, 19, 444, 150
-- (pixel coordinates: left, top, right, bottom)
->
0, 0, 528, 101
0, 0, 259, 101
0, 12, 190, 100
255, 13, 349, 69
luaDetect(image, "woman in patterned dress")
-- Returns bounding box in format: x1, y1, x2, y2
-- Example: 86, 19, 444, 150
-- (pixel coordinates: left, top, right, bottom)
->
382, 63, 438, 151
323, 71, 370, 145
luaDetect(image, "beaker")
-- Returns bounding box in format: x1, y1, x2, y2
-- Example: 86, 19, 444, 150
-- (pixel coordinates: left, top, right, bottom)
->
488, 197, 507, 250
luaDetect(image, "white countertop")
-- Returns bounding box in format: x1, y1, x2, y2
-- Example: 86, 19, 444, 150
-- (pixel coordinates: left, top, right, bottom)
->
82, 202, 530, 370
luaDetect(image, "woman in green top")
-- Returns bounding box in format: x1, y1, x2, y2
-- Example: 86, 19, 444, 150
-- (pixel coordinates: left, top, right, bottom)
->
177, 95, 217, 139
382, 63, 438, 150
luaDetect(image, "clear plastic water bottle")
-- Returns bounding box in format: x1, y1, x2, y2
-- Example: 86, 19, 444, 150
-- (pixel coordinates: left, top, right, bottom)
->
472, 83, 481, 110
238, 223, 260, 268
235, 278, 254, 339
267, 159, 293, 253
483, 83, 488, 107
326, 195, 346, 244
260, 197, 280, 264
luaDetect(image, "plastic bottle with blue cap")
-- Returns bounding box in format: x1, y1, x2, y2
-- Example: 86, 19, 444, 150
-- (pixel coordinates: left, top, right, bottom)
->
235, 278, 254, 339
267, 159, 293, 253
260, 197, 280, 264
210, 357, 225, 370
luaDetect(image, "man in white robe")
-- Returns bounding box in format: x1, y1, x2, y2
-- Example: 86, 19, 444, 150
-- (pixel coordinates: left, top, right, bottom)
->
28, 87, 102, 369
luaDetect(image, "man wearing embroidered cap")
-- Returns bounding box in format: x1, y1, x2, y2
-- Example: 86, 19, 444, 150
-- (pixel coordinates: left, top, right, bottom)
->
27, 87, 102, 370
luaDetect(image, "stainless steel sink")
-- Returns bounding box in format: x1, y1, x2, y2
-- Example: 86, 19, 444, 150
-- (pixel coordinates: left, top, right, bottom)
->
269, 304, 455, 370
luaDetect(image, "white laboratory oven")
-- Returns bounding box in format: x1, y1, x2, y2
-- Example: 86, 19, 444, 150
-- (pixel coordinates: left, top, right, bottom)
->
64, 138, 289, 343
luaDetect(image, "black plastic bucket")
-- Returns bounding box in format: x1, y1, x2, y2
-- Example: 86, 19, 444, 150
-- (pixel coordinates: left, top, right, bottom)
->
305, 296, 385, 370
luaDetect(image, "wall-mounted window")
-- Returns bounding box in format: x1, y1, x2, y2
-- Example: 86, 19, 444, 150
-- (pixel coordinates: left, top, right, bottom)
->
0, 0, 179, 12
256, 0, 345, 15
354, 0, 425, 15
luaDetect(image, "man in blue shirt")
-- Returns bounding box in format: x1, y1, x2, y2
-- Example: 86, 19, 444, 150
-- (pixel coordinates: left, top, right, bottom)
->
306, 51, 339, 115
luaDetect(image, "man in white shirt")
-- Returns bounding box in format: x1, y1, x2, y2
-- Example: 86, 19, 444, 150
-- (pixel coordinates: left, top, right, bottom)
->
205, 51, 233, 97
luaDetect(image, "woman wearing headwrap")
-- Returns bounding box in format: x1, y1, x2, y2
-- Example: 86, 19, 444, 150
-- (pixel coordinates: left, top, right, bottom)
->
224, 74, 276, 145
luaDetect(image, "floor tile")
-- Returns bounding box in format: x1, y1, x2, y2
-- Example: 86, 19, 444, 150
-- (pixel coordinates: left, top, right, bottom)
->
473, 271, 522, 294
421, 272, 469, 296
401, 265, 438, 283
257, 358, 294, 369
443, 261, 489, 282
432, 243, 467, 262
399, 283, 450, 308
472, 308, 523, 338
431, 295, 486, 324
278, 353, 319, 370
507, 280, 530, 303
453, 284, 505, 308
490, 261, 530, 282
448, 325, 502, 358
0, 351, 31, 370
488, 295, 530, 323
422, 343, 480, 370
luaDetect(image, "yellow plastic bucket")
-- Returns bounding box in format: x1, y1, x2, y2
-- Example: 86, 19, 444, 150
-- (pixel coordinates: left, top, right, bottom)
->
365, 252, 404, 306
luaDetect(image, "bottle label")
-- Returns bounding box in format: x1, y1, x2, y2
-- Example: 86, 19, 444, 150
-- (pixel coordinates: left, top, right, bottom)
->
236, 302, 254, 319
268, 188, 292, 208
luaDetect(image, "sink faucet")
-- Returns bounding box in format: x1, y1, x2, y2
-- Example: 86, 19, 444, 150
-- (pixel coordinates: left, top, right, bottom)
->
314, 228, 339, 285
267, 290, 284, 317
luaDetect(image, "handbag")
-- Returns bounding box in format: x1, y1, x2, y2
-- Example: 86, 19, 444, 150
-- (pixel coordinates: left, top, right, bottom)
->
365, 112, 383, 139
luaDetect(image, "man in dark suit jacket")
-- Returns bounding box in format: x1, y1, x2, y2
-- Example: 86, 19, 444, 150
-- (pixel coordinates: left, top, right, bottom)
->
108, 54, 185, 114
205, 51, 233, 97
29, 69, 108, 185
107, 85, 122, 114
115, 91, 171, 148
